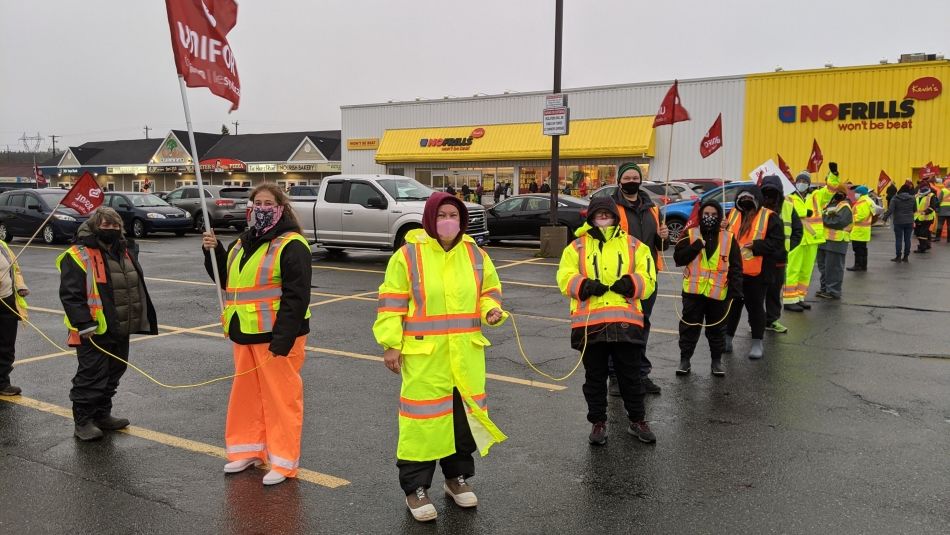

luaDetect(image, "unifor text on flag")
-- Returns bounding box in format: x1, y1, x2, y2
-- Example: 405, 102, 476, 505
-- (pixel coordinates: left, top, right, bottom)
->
653, 80, 690, 127
165, 0, 241, 111
699, 113, 722, 159
62, 172, 104, 216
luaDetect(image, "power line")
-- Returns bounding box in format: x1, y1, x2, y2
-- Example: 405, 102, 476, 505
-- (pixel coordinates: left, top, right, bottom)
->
144, 125, 152, 139
49, 134, 60, 154
232, 120, 239, 134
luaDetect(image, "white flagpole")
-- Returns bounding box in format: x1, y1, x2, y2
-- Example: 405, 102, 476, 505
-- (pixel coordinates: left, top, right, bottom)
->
178, 76, 225, 313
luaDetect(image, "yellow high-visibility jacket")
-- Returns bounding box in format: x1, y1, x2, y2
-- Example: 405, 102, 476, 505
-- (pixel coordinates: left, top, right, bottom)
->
373, 228, 507, 462
556, 224, 656, 349
0, 241, 28, 319
851, 196, 875, 242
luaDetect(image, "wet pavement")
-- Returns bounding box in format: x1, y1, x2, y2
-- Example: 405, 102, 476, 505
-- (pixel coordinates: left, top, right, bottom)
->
1, 228, 948, 534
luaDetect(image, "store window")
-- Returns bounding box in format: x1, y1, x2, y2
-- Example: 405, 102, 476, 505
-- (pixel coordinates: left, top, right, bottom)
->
175, 180, 196, 188
223, 180, 251, 187
519, 164, 628, 197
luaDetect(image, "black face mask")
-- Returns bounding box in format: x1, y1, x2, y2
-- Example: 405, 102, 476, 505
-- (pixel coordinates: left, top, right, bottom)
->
737, 199, 757, 212
620, 181, 641, 195
700, 214, 720, 231
98, 229, 121, 244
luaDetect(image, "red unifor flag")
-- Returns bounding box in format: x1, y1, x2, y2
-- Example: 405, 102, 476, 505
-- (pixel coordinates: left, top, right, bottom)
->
653, 80, 690, 127
62, 172, 104, 215
33, 164, 47, 187
806, 139, 824, 174
684, 201, 701, 230
876, 170, 892, 194
165, 0, 241, 111
921, 161, 940, 179
699, 113, 723, 159
776, 153, 793, 181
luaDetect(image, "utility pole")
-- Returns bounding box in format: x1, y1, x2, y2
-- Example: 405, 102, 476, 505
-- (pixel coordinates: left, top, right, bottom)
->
232, 120, 239, 135
549, 0, 563, 227
49, 134, 59, 154
144, 125, 151, 139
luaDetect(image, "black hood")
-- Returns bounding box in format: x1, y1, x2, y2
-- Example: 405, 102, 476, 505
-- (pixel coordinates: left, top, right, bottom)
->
760, 175, 784, 194
736, 184, 764, 210
699, 198, 724, 219
585, 196, 621, 226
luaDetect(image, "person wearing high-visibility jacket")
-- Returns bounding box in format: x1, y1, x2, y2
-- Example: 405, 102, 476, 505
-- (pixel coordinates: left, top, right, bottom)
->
936, 178, 950, 243
374, 192, 507, 523
673, 199, 743, 377
783, 172, 825, 312
610, 162, 668, 396
0, 240, 29, 396
913, 183, 938, 253
815, 185, 853, 300
760, 176, 802, 334
847, 186, 876, 272
557, 197, 657, 447
723, 186, 784, 360
201, 184, 312, 487
58, 207, 158, 441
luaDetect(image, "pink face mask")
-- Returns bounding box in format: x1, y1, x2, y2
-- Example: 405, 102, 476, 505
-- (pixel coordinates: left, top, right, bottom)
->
436, 218, 461, 240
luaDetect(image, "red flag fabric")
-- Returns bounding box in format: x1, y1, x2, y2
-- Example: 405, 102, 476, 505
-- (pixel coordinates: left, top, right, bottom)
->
684, 201, 701, 231
653, 80, 690, 127
806, 139, 824, 174
699, 114, 723, 158
165, 0, 241, 111
921, 161, 940, 179
62, 172, 104, 215
776, 153, 793, 181
33, 164, 47, 188
876, 170, 892, 194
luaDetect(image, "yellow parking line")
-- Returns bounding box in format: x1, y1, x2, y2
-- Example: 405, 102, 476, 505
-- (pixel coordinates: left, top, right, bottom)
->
147, 276, 215, 286
312, 265, 385, 274
484, 245, 539, 252
303, 346, 567, 391
309, 291, 378, 307
0, 395, 349, 488
496, 258, 544, 270
12, 244, 65, 252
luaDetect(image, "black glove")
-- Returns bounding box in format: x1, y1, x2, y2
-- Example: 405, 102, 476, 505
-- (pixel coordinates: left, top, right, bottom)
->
609, 275, 636, 298
829, 162, 838, 175
806, 209, 814, 217
579, 279, 609, 300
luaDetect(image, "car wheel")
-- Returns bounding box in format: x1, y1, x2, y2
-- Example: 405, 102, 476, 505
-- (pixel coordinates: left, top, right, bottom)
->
324, 247, 345, 258
42, 224, 56, 244
394, 224, 421, 249
132, 219, 147, 239
666, 218, 687, 243
174, 230, 187, 237
192, 212, 205, 233
0, 223, 11, 243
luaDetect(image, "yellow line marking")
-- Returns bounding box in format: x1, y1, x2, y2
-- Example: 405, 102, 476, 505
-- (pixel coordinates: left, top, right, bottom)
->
311, 291, 376, 302
0, 395, 349, 488
312, 264, 385, 274
147, 276, 215, 286
484, 245, 539, 252
12, 244, 65, 252
496, 257, 544, 270
303, 346, 567, 391
309, 291, 378, 307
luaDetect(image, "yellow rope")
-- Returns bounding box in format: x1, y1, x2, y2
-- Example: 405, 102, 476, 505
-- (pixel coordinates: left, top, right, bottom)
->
1, 298, 272, 389
660, 238, 735, 328
508, 307, 599, 382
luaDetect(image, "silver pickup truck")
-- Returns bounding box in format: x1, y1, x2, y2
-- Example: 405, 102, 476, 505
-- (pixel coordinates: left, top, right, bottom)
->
290, 174, 489, 252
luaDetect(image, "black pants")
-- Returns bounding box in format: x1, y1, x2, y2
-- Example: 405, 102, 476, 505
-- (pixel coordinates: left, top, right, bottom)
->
851, 241, 868, 269
726, 275, 766, 340
915, 222, 932, 250
607, 291, 656, 379
0, 305, 18, 388
70, 334, 130, 425
583, 342, 645, 423
937, 216, 950, 242
679, 294, 728, 362
397, 388, 477, 495
764, 265, 785, 325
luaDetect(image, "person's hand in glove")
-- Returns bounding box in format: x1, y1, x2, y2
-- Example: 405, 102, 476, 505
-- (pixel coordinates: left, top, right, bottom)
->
579, 278, 609, 300
609, 275, 636, 298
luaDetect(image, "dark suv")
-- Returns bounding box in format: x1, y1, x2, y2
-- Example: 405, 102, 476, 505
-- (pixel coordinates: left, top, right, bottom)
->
164, 185, 250, 232
0, 188, 90, 244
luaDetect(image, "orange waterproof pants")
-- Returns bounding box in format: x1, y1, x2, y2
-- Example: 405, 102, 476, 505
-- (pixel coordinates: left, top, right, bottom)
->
225, 336, 306, 477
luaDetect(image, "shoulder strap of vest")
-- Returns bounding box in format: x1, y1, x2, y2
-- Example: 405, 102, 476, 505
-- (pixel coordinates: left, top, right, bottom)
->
83, 247, 108, 284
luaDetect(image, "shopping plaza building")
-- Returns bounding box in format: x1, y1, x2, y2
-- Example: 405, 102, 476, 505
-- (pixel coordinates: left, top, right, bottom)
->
342, 57, 949, 194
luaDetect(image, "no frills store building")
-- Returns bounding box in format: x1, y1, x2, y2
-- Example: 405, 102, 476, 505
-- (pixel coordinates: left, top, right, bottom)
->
342, 56, 949, 195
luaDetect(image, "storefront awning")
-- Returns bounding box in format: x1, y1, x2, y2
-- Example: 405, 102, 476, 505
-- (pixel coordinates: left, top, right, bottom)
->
375, 116, 655, 163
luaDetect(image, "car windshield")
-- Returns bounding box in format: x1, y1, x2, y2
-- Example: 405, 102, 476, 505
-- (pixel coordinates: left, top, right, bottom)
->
36, 191, 67, 207
378, 178, 434, 201
129, 194, 169, 207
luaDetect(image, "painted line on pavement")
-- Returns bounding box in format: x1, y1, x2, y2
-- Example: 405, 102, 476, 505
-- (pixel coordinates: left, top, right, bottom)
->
496, 257, 544, 270
147, 276, 215, 286
312, 264, 385, 274
0, 395, 349, 488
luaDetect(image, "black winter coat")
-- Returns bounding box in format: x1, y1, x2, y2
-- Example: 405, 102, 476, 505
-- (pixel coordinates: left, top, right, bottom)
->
673, 229, 744, 300
60, 228, 158, 339
204, 217, 312, 356
611, 188, 670, 264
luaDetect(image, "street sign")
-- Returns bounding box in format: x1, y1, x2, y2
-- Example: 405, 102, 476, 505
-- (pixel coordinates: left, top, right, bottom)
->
543, 106, 570, 136
545, 93, 568, 108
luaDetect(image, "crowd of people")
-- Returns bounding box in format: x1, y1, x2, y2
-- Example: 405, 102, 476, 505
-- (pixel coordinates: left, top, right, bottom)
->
0, 163, 946, 523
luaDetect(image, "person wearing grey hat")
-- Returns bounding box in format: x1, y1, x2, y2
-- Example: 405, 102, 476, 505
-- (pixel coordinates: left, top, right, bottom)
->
815, 185, 853, 299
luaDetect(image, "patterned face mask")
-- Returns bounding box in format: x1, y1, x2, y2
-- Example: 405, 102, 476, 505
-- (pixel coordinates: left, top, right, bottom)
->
700, 214, 720, 230
251, 205, 283, 234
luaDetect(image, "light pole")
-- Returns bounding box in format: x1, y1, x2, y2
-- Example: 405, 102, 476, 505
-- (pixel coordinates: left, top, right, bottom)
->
549, 0, 563, 227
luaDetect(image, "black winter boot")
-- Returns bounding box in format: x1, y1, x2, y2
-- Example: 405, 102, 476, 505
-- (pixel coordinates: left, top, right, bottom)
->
74, 422, 104, 441
711, 358, 725, 377
675, 358, 691, 376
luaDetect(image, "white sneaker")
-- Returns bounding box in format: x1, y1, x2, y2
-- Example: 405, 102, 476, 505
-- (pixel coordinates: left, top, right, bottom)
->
443, 476, 478, 508
406, 487, 438, 522
223, 458, 262, 473
262, 469, 286, 486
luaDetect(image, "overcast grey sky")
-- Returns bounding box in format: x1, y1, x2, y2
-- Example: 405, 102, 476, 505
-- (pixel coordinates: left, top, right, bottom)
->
1, 0, 947, 151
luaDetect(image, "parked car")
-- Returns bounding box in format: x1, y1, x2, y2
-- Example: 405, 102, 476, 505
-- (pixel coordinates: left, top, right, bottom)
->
290, 175, 489, 254
486, 194, 589, 241
164, 185, 250, 232
660, 182, 751, 242
104, 192, 192, 238
153, 191, 170, 200
683, 179, 734, 195
589, 182, 696, 205
288, 185, 320, 201
0, 188, 90, 244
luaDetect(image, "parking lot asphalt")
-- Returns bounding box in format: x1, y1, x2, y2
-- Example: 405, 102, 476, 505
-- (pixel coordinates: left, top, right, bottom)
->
1, 228, 948, 534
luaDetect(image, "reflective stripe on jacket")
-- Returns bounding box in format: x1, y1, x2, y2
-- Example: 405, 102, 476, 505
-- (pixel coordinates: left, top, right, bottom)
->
727, 208, 773, 276
780, 200, 794, 252
0, 241, 28, 319
915, 193, 936, 222
223, 232, 312, 335
851, 196, 874, 242
800, 192, 827, 245
373, 228, 507, 462
825, 201, 853, 242
617, 202, 665, 271
55, 246, 110, 336
682, 228, 733, 300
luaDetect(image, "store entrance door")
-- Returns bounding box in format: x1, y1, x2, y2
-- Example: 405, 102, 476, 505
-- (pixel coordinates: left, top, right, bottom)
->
432, 170, 483, 196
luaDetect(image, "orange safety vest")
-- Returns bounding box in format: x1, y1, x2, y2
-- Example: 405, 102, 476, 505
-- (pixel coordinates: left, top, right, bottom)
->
617, 202, 665, 271
682, 228, 733, 300
727, 208, 773, 276
57, 246, 132, 346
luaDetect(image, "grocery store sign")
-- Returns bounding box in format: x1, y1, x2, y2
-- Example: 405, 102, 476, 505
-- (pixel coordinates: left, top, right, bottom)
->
777, 76, 942, 132
419, 128, 484, 152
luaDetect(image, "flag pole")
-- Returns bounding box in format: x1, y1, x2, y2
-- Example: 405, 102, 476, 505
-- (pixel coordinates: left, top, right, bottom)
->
12, 206, 63, 263
178, 75, 225, 313
662, 111, 675, 226
720, 128, 726, 208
